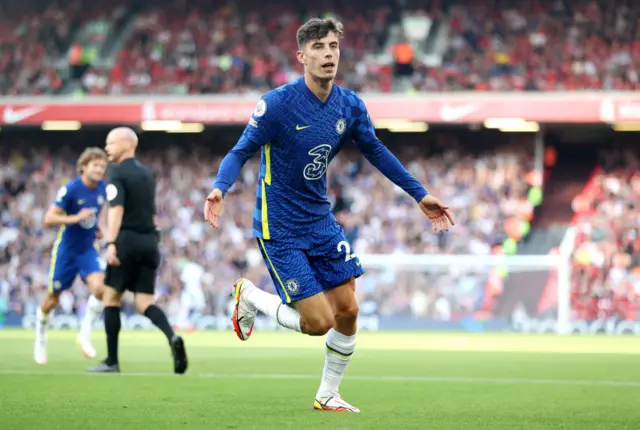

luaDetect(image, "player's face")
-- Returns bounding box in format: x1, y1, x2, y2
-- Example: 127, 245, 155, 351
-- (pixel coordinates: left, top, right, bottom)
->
299, 32, 340, 81
84, 158, 107, 182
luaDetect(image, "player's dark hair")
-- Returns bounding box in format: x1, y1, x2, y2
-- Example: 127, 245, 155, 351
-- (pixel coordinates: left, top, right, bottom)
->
77, 147, 107, 174
296, 17, 344, 49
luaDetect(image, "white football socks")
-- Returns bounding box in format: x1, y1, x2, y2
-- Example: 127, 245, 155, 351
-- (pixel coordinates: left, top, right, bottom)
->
36, 306, 49, 333
244, 286, 301, 333
79, 295, 104, 339
317, 328, 356, 399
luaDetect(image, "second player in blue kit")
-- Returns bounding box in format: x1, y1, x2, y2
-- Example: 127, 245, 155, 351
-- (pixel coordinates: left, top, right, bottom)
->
205, 17, 455, 412
48, 178, 105, 292
35, 147, 109, 364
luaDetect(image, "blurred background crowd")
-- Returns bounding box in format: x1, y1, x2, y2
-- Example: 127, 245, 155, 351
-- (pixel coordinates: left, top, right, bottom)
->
0, 132, 536, 327
1, 0, 639, 96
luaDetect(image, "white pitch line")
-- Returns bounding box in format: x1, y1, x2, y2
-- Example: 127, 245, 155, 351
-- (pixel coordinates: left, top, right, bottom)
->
0, 369, 639, 388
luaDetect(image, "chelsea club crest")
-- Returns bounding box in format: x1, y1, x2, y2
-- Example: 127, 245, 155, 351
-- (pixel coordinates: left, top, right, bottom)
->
336, 119, 346, 135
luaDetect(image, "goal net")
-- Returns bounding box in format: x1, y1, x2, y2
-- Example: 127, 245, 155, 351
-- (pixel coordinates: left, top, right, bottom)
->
355, 228, 576, 335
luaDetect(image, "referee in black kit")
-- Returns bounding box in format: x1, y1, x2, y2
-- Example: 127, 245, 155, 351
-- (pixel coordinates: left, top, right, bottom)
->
88, 127, 188, 374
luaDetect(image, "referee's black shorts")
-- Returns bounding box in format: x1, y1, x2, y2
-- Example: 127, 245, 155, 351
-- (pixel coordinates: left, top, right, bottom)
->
105, 230, 160, 295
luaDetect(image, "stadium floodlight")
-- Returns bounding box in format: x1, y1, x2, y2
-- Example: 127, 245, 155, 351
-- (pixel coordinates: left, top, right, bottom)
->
166, 123, 205, 133
612, 123, 640, 132
41, 121, 82, 131
484, 118, 540, 132
373, 119, 428, 132
140, 120, 183, 131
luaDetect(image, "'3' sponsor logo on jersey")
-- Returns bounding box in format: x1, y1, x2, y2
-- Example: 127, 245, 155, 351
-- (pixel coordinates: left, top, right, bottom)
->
303, 144, 331, 180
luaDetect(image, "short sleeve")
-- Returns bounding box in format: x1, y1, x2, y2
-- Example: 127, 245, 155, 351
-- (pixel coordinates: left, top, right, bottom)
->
241, 91, 281, 146
106, 167, 125, 207
53, 184, 73, 213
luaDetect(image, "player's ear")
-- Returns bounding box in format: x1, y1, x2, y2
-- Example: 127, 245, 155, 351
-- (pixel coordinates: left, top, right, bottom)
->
296, 50, 306, 65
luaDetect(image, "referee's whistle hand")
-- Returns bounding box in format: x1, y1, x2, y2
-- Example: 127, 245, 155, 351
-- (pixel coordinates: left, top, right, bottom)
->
204, 188, 224, 229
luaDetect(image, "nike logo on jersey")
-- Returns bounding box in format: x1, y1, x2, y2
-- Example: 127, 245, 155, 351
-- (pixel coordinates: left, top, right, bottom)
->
78, 199, 86, 204
296, 125, 311, 130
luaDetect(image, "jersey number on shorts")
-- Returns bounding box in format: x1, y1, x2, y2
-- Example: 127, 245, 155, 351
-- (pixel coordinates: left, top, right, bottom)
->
303, 144, 332, 181
337, 240, 357, 262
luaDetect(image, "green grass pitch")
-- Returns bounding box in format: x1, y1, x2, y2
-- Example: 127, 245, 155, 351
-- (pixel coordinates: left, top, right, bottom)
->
1, 330, 640, 429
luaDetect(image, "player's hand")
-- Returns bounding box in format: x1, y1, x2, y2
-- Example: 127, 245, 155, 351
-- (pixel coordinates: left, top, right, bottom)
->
418, 195, 455, 233
74, 208, 93, 223
107, 244, 120, 267
204, 188, 224, 228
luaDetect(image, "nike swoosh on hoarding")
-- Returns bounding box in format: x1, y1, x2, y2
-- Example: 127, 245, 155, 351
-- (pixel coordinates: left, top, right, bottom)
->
439, 105, 477, 122
3, 106, 46, 124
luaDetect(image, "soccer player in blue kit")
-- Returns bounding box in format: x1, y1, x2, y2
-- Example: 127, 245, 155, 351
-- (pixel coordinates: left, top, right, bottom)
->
35, 148, 109, 364
204, 18, 455, 412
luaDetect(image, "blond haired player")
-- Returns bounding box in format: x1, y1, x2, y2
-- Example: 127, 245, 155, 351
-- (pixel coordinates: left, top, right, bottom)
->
35, 148, 109, 364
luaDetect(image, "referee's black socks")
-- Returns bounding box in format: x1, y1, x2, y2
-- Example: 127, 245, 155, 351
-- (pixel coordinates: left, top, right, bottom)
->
144, 305, 175, 343
104, 306, 121, 365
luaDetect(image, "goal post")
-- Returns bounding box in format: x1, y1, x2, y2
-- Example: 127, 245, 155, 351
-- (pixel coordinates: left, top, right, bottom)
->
358, 227, 576, 334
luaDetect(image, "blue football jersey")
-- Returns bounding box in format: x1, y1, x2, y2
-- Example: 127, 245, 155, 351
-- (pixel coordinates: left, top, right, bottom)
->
215, 77, 427, 242
52, 177, 106, 254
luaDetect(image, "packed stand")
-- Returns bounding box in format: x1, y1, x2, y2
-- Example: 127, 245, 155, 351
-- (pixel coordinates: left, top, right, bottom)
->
0, 0, 131, 95
85, 0, 395, 95
5, 0, 640, 95
570, 148, 640, 321
414, 0, 640, 91
0, 2, 72, 95
0, 135, 534, 327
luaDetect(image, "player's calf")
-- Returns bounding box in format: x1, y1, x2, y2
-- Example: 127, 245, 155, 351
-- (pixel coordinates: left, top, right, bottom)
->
315, 279, 359, 406
326, 278, 359, 336
232, 278, 335, 337
295, 294, 336, 336
40, 292, 60, 315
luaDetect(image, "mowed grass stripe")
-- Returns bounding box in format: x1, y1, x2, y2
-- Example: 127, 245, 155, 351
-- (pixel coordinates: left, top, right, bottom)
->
3, 330, 640, 353
1, 369, 640, 388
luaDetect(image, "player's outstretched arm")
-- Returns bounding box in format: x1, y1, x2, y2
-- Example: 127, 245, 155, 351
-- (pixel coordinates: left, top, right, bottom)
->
205, 93, 280, 228
204, 136, 261, 229
350, 96, 454, 232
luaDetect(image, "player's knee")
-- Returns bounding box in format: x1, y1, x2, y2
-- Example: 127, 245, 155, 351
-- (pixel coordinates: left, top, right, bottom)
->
46, 292, 60, 305
88, 283, 104, 300
335, 301, 359, 323
302, 314, 335, 336
85, 274, 105, 300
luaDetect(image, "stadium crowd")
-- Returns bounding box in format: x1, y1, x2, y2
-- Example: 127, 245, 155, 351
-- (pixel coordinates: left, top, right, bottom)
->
2, 0, 640, 95
0, 135, 534, 326
570, 148, 640, 321
424, 0, 640, 92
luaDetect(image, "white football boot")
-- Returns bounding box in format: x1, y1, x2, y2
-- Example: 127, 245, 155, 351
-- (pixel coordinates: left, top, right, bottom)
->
76, 334, 97, 359
231, 278, 257, 341
314, 396, 360, 413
